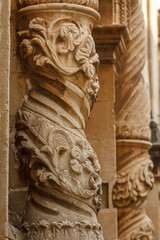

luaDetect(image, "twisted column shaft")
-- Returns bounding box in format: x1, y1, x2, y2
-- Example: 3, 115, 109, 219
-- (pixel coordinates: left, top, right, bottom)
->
15, 1, 103, 239
113, 1, 154, 239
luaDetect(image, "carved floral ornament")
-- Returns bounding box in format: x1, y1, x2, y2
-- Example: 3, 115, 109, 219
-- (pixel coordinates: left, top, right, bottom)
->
15, 1, 103, 239
112, 160, 154, 207
18, 17, 100, 103
16, 0, 101, 205
119, 219, 154, 240
16, 109, 102, 210
21, 220, 103, 240
18, 0, 99, 10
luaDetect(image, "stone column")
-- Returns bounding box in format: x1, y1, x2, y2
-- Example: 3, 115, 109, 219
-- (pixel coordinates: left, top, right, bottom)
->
86, 1, 130, 239
113, 0, 154, 239
147, 0, 159, 124
15, 1, 103, 239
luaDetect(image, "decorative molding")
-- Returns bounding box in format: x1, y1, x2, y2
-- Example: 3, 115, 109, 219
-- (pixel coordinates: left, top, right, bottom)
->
21, 220, 103, 240
116, 125, 151, 141
93, 24, 130, 62
113, 160, 154, 207
113, 0, 131, 27
18, 0, 99, 10
15, 2, 103, 239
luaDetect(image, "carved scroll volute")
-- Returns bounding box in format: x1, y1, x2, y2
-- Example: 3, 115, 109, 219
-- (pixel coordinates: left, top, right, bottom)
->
16, 1, 103, 239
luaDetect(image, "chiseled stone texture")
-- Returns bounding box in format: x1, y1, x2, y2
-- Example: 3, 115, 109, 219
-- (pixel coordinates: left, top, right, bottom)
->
114, 1, 154, 239
7, 1, 155, 240
9, 1, 104, 239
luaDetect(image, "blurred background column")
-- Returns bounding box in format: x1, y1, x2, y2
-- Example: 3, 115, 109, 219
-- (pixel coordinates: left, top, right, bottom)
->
142, 0, 159, 124
142, 1, 160, 239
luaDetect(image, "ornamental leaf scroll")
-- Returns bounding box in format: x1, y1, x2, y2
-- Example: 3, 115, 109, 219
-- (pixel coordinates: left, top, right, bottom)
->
19, 17, 99, 100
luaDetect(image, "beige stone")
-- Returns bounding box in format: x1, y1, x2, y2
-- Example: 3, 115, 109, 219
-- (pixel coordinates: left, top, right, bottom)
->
0, 0, 10, 238
98, 209, 117, 240
11, 1, 104, 239
147, 181, 160, 240
0, 0, 157, 239
113, 1, 154, 239
143, 4, 160, 240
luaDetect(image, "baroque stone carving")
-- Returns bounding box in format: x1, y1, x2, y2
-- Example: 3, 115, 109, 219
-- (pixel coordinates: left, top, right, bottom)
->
113, 0, 154, 239
113, 141, 154, 240
21, 220, 103, 240
15, 1, 103, 239
16, 110, 102, 206
119, 217, 154, 240
19, 17, 99, 102
113, 159, 154, 207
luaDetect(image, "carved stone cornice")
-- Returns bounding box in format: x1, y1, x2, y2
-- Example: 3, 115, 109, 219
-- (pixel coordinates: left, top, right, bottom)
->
93, 24, 130, 78
93, 24, 130, 62
15, 2, 103, 239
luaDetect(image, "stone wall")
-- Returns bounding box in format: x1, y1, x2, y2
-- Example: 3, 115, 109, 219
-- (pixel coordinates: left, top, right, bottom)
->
0, 0, 10, 238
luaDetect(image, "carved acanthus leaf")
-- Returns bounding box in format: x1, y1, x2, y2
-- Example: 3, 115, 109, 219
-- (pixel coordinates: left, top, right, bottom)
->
16, 110, 102, 203
16, 0, 102, 237
20, 17, 98, 75
112, 160, 154, 207
120, 218, 154, 240
21, 219, 103, 240
19, 18, 99, 99
116, 125, 151, 141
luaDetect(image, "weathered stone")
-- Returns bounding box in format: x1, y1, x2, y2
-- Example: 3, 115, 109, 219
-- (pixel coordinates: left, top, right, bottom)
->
113, 1, 154, 239
13, 1, 103, 239
0, 0, 157, 239
0, 0, 10, 238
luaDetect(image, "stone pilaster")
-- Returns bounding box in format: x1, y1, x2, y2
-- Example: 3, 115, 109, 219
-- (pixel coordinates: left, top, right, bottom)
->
15, 1, 103, 239
113, 0, 154, 239
0, 0, 10, 238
